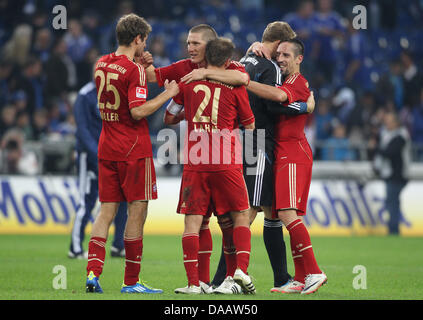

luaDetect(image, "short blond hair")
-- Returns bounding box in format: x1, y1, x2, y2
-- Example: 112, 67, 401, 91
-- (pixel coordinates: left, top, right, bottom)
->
189, 24, 218, 43
262, 21, 296, 43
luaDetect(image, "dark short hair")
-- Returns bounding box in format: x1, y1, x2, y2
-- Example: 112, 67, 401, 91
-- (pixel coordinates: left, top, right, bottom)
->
116, 13, 152, 46
205, 37, 235, 67
285, 38, 305, 57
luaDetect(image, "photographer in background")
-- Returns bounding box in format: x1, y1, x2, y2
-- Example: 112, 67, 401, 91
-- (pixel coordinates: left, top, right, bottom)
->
370, 111, 411, 235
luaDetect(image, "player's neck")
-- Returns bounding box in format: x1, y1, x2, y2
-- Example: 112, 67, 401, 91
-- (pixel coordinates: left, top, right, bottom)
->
286, 68, 300, 78
115, 46, 136, 61
206, 65, 224, 71
263, 41, 279, 59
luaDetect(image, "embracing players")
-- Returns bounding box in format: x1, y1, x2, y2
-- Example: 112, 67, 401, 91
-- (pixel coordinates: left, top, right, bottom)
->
247, 38, 327, 294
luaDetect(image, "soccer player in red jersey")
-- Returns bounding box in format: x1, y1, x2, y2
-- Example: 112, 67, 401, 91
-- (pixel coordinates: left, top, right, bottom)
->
170, 38, 256, 295
142, 24, 251, 290
247, 38, 327, 295
85, 13, 180, 294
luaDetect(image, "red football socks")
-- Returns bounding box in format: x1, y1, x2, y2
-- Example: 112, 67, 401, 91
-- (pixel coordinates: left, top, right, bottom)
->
123, 237, 143, 286
87, 237, 107, 277
198, 225, 212, 284
219, 219, 237, 277
182, 233, 200, 286
286, 219, 321, 276
291, 248, 307, 283
233, 226, 251, 274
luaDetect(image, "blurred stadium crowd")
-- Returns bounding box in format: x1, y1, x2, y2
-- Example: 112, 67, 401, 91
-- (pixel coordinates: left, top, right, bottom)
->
0, 0, 422, 175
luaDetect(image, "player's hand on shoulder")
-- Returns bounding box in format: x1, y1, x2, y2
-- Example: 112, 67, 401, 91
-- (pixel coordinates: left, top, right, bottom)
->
164, 79, 180, 97
249, 42, 271, 60
180, 68, 207, 84
307, 91, 315, 113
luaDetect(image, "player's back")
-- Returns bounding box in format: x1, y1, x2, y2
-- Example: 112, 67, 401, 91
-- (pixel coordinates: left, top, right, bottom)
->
95, 53, 152, 161
240, 52, 281, 153
176, 79, 254, 171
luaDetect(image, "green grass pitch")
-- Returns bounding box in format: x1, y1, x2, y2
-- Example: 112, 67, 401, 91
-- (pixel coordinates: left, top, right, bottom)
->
1, 234, 423, 300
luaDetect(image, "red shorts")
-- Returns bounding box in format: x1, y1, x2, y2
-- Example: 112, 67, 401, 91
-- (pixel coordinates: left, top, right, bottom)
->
273, 140, 313, 217
98, 157, 157, 202
177, 168, 250, 216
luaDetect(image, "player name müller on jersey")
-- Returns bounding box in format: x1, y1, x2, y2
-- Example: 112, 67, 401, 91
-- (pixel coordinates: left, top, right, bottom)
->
95, 53, 153, 161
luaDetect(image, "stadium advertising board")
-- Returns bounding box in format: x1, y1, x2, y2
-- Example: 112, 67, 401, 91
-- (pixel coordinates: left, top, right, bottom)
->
0, 176, 421, 236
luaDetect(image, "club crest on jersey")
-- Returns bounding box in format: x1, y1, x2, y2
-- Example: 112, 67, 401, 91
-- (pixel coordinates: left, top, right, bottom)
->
136, 87, 147, 99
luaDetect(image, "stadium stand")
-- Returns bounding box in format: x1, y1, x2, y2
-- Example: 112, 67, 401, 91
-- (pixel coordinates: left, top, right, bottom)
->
0, 0, 422, 174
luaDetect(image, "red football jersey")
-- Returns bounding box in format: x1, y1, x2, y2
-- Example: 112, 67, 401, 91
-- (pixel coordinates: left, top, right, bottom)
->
95, 53, 152, 161
174, 79, 254, 171
275, 73, 311, 141
154, 58, 247, 87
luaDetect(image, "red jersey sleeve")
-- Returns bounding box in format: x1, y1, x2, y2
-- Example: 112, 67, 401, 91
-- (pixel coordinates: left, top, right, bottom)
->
279, 73, 310, 104
227, 60, 247, 73
128, 63, 147, 109
173, 82, 185, 106
234, 86, 255, 126
154, 59, 194, 87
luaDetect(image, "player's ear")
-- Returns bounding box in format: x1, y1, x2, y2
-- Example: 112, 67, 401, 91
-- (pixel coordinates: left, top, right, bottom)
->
134, 34, 142, 45
296, 54, 304, 65
223, 58, 231, 69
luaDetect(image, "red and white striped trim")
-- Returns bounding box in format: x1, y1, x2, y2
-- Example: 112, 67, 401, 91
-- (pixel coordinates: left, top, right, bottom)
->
298, 245, 313, 253
289, 163, 297, 209
90, 239, 106, 247
285, 73, 300, 84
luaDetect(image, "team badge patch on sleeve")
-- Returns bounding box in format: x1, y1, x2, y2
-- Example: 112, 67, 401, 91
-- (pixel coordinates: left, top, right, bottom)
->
136, 87, 147, 99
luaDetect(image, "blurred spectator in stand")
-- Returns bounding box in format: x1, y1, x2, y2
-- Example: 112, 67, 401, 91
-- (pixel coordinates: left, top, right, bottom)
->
410, 88, 423, 160
63, 19, 93, 84
313, 97, 334, 146
2, 24, 33, 67
0, 59, 15, 107
0, 128, 39, 175
332, 86, 356, 124
388, 59, 404, 110
44, 36, 77, 104
320, 122, 356, 161
32, 108, 49, 141
16, 56, 44, 117
99, 0, 134, 54
12, 90, 28, 114
348, 91, 375, 130
77, 47, 100, 90
81, 9, 102, 48
311, 0, 345, 85
15, 111, 34, 140
343, 18, 367, 93
283, 0, 315, 78
370, 111, 411, 235
147, 36, 172, 135
400, 50, 422, 109
31, 27, 52, 63
149, 36, 171, 68
0, 104, 17, 137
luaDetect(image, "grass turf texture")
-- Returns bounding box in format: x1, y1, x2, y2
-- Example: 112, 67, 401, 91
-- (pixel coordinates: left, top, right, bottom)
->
0, 234, 422, 300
